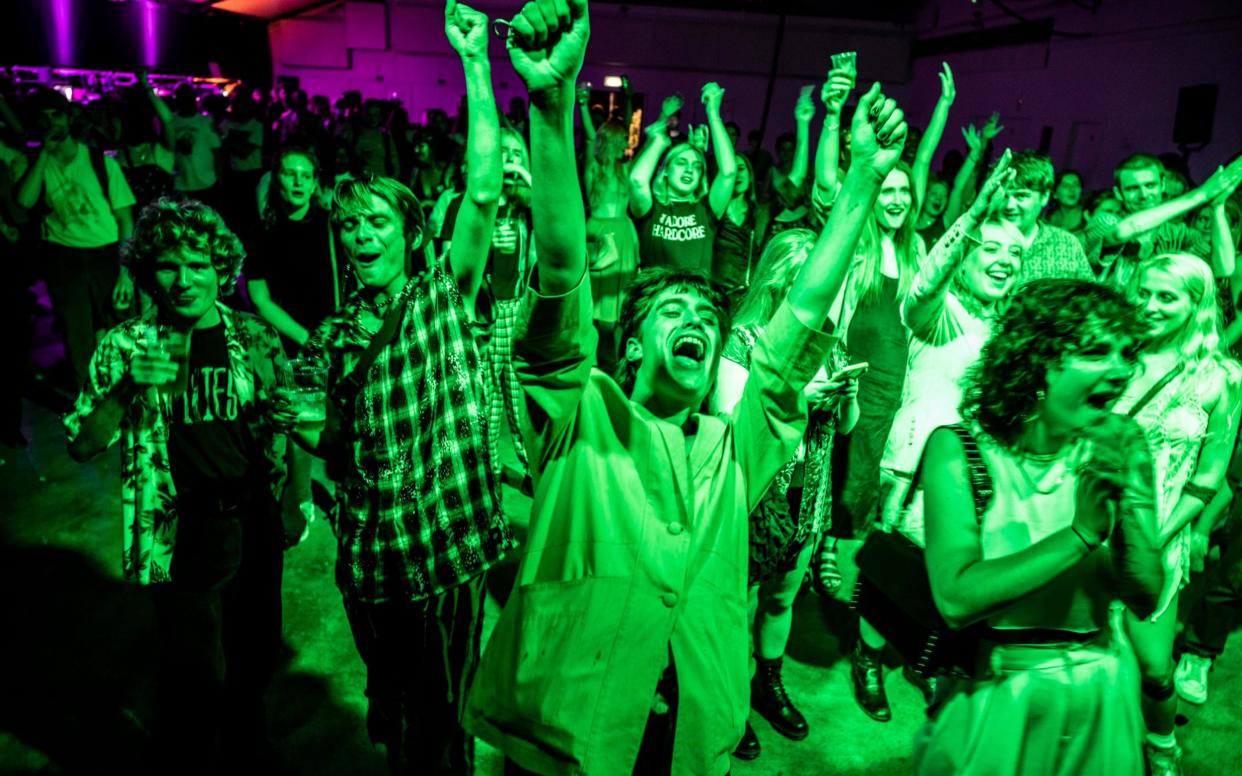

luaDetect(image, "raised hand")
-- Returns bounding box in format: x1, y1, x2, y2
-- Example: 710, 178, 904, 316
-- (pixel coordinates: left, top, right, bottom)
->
506, 0, 590, 96
849, 83, 907, 180
1201, 157, 1242, 204
794, 85, 816, 124
980, 111, 1004, 142
938, 61, 956, 104
962, 123, 984, 155
820, 68, 854, 116
968, 148, 1014, 220
659, 93, 685, 121
575, 83, 591, 105
701, 82, 725, 116
686, 123, 709, 151
445, 0, 490, 61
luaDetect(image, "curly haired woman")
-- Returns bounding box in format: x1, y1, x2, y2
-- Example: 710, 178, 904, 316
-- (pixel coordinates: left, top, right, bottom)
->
916, 279, 1164, 775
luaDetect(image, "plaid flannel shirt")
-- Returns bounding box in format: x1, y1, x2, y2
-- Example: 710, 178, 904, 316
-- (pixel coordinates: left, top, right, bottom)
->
306, 262, 512, 603
63, 305, 288, 585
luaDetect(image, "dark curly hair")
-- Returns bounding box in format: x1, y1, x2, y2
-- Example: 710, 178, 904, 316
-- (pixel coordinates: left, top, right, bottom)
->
122, 198, 246, 297
960, 279, 1144, 448
615, 267, 733, 394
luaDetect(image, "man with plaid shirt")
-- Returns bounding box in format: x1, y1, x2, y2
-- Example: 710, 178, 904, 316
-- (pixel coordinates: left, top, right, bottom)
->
293, 4, 510, 772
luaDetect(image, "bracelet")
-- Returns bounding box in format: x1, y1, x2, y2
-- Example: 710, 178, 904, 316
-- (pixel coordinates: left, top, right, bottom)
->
1071, 525, 1101, 552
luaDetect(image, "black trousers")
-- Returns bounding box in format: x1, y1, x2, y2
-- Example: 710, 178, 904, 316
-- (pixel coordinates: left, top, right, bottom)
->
151, 494, 284, 772
1185, 525, 1242, 660
40, 241, 121, 391
343, 573, 487, 775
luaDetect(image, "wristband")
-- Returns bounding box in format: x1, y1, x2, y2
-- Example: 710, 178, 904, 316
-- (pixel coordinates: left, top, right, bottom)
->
1071, 524, 1101, 552
1182, 483, 1216, 505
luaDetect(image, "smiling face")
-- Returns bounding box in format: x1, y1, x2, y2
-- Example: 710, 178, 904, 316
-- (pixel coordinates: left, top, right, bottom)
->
277, 153, 316, 212
665, 147, 705, 199
1042, 326, 1138, 435
337, 194, 408, 295
1001, 187, 1050, 235
1116, 166, 1164, 214
153, 246, 221, 325
1135, 266, 1194, 345
873, 168, 912, 232
627, 287, 723, 411
961, 222, 1023, 304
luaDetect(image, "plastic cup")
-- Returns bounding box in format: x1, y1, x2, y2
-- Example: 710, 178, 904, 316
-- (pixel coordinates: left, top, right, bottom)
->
147, 325, 190, 395
285, 356, 329, 433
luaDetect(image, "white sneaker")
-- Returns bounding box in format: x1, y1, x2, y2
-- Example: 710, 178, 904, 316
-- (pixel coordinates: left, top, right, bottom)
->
1174, 653, 1210, 705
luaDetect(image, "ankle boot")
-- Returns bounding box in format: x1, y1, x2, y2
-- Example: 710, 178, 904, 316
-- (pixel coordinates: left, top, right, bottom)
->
850, 641, 892, 722
902, 664, 937, 706
733, 719, 760, 761
751, 656, 809, 740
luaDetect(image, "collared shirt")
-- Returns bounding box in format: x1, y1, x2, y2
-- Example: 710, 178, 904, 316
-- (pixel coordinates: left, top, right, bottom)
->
63, 305, 288, 585
1021, 222, 1094, 282
305, 262, 511, 604
466, 278, 835, 776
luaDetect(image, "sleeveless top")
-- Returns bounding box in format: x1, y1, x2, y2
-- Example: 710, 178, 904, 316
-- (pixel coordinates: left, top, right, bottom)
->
636, 198, 717, 273
711, 206, 757, 293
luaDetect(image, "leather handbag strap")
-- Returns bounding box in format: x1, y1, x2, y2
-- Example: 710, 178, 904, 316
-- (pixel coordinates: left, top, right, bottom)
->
332, 292, 410, 410
1126, 363, 1184, 419
899, 423, 993, 522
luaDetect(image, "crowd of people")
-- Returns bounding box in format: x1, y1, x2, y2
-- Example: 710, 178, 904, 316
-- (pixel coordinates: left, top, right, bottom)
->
4, 0, 1242, 774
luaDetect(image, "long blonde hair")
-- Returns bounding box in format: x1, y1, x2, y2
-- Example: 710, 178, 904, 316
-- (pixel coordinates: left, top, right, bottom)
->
1135, 253, 1239, 382
734, 229, 817, 329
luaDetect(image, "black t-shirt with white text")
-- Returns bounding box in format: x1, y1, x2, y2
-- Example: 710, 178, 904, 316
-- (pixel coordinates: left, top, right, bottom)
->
636, 198, 717, 273
167, 323, 260, 495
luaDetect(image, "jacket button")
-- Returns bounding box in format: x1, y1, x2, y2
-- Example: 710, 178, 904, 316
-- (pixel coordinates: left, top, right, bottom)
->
667, 521, 684, 535
661, 592, 678, 608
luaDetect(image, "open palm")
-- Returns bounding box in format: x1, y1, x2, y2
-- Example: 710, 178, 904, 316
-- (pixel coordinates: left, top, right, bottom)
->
507, 1, 590, 95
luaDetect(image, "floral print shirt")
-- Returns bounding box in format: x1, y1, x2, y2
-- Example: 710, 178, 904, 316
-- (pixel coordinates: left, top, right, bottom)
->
64, 305, 288, 584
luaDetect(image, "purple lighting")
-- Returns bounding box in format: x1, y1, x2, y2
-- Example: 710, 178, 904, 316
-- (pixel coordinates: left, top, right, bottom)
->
141, 0, 159, 67
50, 0, 75, 66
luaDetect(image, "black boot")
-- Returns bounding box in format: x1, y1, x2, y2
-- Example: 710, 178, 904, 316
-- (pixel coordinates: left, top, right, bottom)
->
902, 664, 937, 706
850, 641, 892, 722
733, 719, 760, 761
751, 656, 809, 740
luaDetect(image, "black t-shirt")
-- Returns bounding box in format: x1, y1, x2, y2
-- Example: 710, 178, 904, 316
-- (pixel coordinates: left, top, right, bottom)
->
168, 323, 259, 495
246, 208, 337, 332
636, 198, 717, 273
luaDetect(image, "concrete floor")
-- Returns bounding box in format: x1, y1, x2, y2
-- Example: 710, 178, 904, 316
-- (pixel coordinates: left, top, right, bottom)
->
2, 315, 1242, 774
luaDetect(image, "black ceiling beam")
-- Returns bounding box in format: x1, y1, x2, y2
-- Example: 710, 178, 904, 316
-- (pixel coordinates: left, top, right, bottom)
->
913, 17, 1055, 57
608, 0, 921, 24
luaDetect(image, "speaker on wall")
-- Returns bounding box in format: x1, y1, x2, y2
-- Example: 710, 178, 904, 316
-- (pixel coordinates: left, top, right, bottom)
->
1173, 84, 1218, 147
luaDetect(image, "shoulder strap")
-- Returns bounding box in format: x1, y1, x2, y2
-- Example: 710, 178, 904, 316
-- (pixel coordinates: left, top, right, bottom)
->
89, 147, 111, 207
1127, 363, 1184, 419
331, 292, 409, 408
900, 423, 994, 522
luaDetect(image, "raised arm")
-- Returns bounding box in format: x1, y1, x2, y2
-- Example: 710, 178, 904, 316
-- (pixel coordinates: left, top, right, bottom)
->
139, 70, 176, 152
1108, 157, 1242, 246
444, 0, 502, 312
912, 62, 954, 208
507, 0, 589, 295
813, 66, 854, 205
1211, 196, 1238, 279
905, 149, 1012, 334
786, 83, 906, 332
628, 96, 679, 219
943, 114, 1002, 226
703, 82, 737, 218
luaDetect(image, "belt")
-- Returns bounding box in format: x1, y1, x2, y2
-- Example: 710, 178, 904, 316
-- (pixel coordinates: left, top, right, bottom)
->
983, 627, 1102, 646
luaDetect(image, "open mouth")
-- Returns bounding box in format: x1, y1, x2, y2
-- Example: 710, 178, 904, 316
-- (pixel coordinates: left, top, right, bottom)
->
1085, 386, 1123, 410
986, 267, 1012, 283
670, 333, 707, 369
353, 251, 382, 267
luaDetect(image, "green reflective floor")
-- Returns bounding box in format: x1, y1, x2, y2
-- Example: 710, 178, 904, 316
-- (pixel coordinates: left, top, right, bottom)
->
2, 394, 1240, 775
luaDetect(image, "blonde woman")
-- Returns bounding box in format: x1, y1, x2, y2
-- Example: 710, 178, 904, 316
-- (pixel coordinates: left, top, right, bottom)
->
1116, 252, 1242, 775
